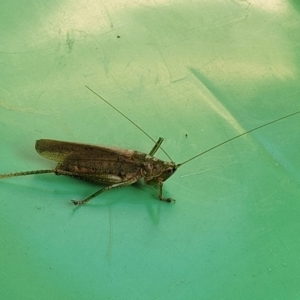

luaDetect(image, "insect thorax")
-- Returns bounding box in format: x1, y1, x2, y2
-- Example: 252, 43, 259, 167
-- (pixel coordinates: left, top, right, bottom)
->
141, 154, 177, 184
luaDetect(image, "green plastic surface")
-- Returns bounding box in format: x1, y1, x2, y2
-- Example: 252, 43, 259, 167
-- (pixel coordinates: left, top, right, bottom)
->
1, 1, 300, 299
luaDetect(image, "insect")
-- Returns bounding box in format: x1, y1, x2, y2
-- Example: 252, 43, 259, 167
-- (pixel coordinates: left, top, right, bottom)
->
0, 86, 300, 205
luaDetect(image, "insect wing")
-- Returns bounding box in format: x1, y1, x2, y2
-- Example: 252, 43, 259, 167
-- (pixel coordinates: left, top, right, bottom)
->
35, 139, 136, 163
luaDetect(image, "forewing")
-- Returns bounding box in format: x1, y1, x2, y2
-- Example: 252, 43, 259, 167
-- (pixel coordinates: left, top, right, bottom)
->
35, 139, 135, 163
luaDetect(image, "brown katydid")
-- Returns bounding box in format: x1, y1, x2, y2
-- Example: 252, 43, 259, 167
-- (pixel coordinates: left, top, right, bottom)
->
0, 86, 300, 205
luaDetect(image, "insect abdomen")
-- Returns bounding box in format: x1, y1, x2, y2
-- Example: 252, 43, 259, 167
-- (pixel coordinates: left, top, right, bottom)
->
56, 159, 142, 184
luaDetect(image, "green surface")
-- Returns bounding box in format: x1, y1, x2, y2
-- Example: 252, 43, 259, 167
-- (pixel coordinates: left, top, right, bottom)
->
1, 1, 300, 299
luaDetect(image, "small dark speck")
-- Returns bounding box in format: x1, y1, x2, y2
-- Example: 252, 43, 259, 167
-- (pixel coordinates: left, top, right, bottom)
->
117, 35, 121, 38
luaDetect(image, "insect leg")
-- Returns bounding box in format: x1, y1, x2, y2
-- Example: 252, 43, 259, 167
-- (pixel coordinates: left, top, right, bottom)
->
149, 137, 164, 156
72, 178, 138, 205
158, 179, 175, 203
0, 170, 54, 179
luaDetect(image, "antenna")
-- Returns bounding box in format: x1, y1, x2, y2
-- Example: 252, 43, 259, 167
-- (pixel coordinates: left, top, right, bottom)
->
178, 110, 300, 167
85, 86, 173, 162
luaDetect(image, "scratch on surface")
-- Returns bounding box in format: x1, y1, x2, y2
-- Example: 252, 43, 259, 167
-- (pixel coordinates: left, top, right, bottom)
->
149, 35, 172, 81
180, 168, 213, 178
189, 67, 245, 135
102, 1, 114, 28
0, 99, 50, 115
66, 31, 75, 53
154, 279, 185, 300
107, 203, 113, 263
269, 248, 277, 257
55, 117, 76, 141
171, 132, 185, 161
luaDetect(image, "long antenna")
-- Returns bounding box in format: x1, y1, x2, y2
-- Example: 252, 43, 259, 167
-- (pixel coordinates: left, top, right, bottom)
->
85, 86, 173, 162
178, 110, 300, 167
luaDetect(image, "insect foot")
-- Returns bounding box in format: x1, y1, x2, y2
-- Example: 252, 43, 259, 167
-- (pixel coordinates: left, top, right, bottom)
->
160, 197, 176, 203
